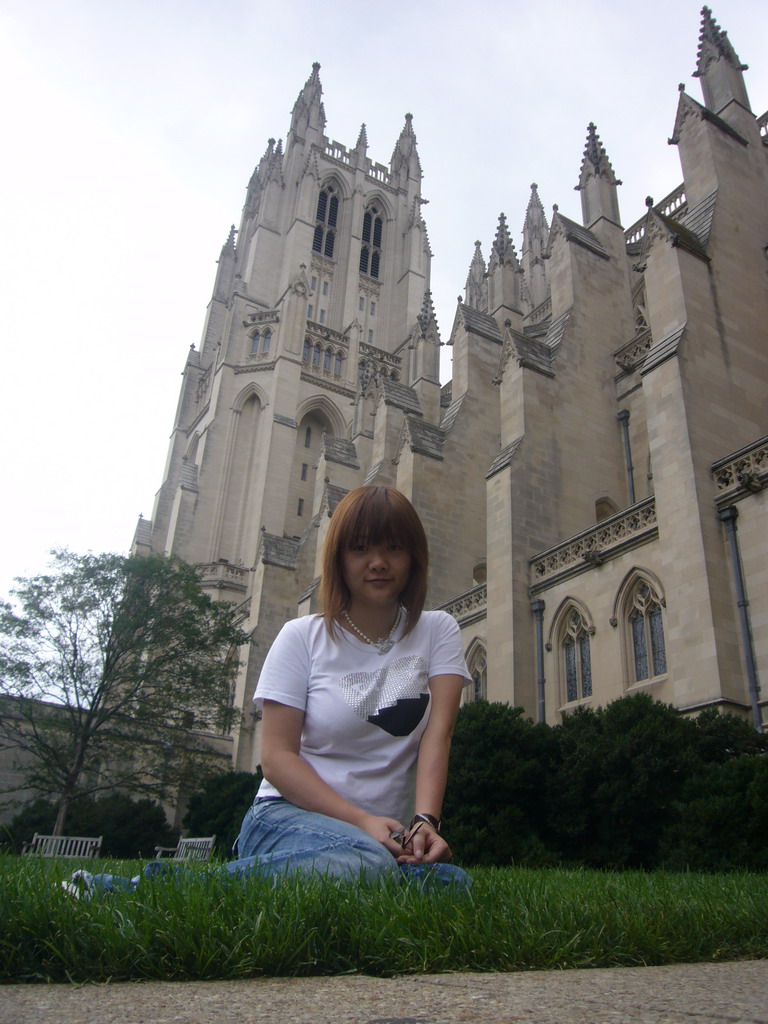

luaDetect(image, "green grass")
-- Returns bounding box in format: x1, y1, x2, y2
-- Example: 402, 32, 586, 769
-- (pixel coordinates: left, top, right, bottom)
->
2, 854, 767, 983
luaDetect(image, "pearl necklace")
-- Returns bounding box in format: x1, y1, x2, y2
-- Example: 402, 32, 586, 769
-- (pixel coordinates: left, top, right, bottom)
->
343, 605, 404, 655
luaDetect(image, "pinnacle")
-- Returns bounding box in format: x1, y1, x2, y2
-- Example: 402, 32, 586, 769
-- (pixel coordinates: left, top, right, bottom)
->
492, 212, 516, 262
356, 123, 368, 150
398, 112, 416, 140
584, 123, 606, 173
391, 113, 421, 175
696, 6, 746, 73
417, 289, 439, 338
579, 123, 621, 186
527, 184, 543, 209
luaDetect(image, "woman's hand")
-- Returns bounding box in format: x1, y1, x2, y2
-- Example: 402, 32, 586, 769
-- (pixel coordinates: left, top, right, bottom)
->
396, 823, 452, 865
358, 813, 408, 858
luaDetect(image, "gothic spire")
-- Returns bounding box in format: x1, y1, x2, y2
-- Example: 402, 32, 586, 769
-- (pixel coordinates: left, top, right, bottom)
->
696, 7, 746, 76
290, 62, 326, 136
522, 185, 549, 255
576, 123, 622, 228
416, 289, 440, 341
578, 123, 620, 185
213, 225, 237, 301
489, 212, 518, 268
245, 137, 275, 205
221, 224, 236, 256
464, 241, 488, 311
693, 7, 751, 114
356, 123, 368, 150
521, 185, 550, 312
390, 113, 422, 179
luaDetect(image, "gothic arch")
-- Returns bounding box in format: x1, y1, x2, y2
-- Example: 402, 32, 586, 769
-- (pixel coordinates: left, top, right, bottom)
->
216, 386, 265, 560
320, 173, 350, 202
295, 394, 347, 438
612, 568, 668, 687
549, 597, 595, 706
184, 432, 201, 463
612, 567, 666, 624
232, 381, 268, 414
547, 596, 595, 650
463, 636, 487, 703
361, 189, 393, 221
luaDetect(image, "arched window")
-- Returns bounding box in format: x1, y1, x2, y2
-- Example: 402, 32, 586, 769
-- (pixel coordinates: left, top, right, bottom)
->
303, 339, 311, 362
313, 184, 338, 259
462, 640, 487, 704
261, 329, 272, 356
334, 352, 343, 375
359, 203, 383, 278
313, 344, 322, 367
561, 608, 593, 703
250, 331, 260, 355
627, 579, 667, 682
471, 651, 487, 702
304, 427, 312, 449
323, 347, 332, 372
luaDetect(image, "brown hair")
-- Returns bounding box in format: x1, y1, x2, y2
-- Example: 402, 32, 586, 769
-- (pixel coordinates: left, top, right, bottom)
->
319, 486, 428, 638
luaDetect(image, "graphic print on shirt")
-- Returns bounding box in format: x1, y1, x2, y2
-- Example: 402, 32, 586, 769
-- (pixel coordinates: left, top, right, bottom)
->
337, 656, 429, 736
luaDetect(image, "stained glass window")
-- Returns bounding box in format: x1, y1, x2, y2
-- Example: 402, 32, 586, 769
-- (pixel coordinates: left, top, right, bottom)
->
562, 608, 592, 702
628, 580, 666, 682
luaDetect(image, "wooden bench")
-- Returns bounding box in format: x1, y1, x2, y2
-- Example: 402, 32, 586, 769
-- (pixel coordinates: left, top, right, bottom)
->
154, 835, 216, 861
22, 833, 102, 858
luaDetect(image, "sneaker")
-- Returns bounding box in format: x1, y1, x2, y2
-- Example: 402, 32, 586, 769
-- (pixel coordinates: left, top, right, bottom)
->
60, 880, 83, 899
60, 869, 94, 900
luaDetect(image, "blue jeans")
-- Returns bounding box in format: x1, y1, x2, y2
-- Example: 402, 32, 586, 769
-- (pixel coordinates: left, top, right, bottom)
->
75, 798, 470, 894
228, 797, 471, 887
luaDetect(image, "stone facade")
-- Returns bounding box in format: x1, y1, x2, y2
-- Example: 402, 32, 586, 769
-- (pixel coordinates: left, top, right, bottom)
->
134, 9, 768, 777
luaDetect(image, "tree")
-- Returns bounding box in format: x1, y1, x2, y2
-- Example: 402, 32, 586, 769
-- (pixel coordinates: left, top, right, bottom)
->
0, 550, 249, 834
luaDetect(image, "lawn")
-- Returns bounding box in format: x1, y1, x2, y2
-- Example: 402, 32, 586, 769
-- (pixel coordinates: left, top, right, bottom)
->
2, 855, 767, 983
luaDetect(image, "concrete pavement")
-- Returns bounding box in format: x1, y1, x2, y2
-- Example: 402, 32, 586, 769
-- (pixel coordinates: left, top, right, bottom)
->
2, 960, 767, 1024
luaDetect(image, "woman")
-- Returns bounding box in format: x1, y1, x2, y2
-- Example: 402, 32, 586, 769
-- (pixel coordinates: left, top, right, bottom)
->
230, 485, 471, 885
64, 486, 470, 896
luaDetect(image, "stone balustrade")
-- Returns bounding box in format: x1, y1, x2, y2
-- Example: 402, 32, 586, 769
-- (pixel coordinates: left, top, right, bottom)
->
438, 583, 487, 625
198, 562, 249, 594
625, 184, 687, 245
712, 435, 768, 503
530, 497, 658, 591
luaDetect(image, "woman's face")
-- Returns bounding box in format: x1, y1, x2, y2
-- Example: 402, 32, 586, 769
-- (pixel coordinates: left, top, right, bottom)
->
342, 540, 412, 611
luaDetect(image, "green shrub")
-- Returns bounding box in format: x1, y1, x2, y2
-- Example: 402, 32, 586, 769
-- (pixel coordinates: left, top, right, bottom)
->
443, 702, 560, 866
182, 769, 262, 857
547, 694, 701, 868
660, 753, 768, 871
3, 793, 177, 858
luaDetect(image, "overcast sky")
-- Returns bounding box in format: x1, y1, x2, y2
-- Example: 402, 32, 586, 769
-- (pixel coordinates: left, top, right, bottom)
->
1, 0, 766, 597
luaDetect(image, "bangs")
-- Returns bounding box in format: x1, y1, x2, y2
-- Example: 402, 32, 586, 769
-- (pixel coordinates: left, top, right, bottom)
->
320, 486, 429, 637
339, 488, 416, 550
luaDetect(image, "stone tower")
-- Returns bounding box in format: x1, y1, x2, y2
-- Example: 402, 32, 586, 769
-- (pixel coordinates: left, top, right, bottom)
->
136, 9, 768, 789
134, 65, 447, 772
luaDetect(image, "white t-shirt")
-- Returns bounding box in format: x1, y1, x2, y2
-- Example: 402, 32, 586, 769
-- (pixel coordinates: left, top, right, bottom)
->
254, 610, 470, 824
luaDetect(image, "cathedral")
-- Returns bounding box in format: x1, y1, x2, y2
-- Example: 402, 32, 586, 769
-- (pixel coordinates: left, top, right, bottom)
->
134, 6, 768, 778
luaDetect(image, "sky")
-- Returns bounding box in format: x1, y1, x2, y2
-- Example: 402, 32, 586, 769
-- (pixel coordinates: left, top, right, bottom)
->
1, 0, 766, 598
